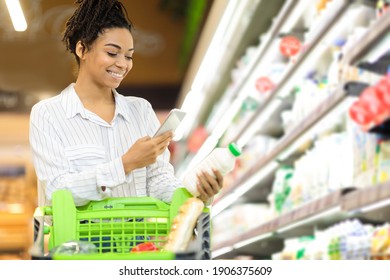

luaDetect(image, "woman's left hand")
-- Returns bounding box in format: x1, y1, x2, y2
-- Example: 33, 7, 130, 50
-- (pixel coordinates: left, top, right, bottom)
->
196, 169, 224, 203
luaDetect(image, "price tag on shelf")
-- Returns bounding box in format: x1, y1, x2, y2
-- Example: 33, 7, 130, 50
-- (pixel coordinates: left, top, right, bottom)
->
255, 76, 274, 93
279, 36, 301, 57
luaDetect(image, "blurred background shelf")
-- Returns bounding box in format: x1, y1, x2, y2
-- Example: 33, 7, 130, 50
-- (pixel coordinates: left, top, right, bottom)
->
212, 182, 390, 259
176, 0, 390, 260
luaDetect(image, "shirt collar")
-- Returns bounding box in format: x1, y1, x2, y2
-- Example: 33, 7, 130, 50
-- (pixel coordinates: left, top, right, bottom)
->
61, 83, 88, 119
112, 88, 131, 123
60, 84, 130, 122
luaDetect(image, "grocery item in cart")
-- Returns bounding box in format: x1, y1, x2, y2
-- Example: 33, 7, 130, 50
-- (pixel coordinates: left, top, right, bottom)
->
49, 240, 97, 256
163, 197, 204, 253
131, 242, 159, 252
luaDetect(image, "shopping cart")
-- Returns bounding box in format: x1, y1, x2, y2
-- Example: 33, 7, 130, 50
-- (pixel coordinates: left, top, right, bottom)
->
31, 187, 210, 260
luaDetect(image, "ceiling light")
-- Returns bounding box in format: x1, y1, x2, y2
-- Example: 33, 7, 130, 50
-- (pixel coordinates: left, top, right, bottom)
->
5, 0, 27, 32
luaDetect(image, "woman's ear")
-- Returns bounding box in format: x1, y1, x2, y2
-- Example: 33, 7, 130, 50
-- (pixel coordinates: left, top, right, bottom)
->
75, 41, 86, 61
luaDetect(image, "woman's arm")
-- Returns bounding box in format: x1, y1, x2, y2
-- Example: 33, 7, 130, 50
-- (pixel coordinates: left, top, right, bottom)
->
30, 103, 127, 206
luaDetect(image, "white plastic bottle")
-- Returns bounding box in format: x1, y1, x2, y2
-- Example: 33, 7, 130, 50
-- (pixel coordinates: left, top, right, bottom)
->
182, 143, 241, 197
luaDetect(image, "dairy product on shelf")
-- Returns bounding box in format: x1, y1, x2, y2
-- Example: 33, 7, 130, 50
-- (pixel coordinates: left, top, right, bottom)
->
274, 220, 375, 260
270, 132, 355, 214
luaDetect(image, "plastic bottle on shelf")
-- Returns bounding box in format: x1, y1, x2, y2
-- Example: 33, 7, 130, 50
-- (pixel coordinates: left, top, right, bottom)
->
182, 143, 241, 197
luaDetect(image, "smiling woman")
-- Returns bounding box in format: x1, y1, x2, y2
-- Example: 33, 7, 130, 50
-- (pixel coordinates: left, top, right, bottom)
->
29, 0, 181, 208
74, 28, 134, 97
29, 0, 224, 211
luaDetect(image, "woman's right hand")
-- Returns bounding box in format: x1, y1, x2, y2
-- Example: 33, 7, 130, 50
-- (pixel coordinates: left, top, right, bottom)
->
122, 131, 173, 173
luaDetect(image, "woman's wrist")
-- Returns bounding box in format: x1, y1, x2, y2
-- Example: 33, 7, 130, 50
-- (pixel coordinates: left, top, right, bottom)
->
121, 155, 135, 174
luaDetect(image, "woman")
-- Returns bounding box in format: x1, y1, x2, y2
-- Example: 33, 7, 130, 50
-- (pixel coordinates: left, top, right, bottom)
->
29, 0, 222, 207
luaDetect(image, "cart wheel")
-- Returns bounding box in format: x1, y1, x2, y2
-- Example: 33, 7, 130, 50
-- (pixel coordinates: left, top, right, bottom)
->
196, 212, 211, 260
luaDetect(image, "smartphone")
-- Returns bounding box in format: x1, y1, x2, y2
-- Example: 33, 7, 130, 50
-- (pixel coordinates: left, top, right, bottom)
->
153, 109, 186, 137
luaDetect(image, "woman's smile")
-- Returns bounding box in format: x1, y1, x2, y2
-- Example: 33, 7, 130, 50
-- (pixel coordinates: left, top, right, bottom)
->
107, 70, 125, 79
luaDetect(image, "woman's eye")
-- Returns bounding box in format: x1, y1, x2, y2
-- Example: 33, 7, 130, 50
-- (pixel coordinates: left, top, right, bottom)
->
125, 56, 132, 61
107, 52, 117, 57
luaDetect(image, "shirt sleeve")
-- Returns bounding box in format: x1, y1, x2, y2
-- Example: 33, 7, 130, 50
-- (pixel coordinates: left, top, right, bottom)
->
142, 101, 183, 203
29, 103, 127, 206
147, 149, 183, 203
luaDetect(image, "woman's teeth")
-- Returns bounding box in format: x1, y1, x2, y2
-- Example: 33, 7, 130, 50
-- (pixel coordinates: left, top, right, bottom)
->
108, 71, 123, 78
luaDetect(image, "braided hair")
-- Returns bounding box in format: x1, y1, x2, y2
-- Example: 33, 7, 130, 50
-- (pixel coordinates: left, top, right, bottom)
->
62, 0, 133, 65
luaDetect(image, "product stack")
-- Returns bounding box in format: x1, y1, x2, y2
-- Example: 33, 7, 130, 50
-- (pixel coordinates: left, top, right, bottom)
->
272, 220, 390, 260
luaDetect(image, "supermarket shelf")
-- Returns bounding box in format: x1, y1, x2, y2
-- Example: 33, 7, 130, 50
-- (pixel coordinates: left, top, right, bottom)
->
211, 7, 389, 217
231, 0, 351, 146
178, 0, 300, 175
341, 65, 386, 86
212, 183, 390, 259
275, 189, 352, 237
201, 0, 390, 261
343, 182, 390, 223
212, 85, 353, 215
180, 0, 288, 134
212, 232, 284, 259
212, 189, 351, 258
341, 10, 390, 67
204, 0, 298, 133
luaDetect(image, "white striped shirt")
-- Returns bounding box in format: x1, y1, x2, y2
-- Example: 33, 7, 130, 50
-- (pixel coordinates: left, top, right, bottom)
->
29, 83, 182, 207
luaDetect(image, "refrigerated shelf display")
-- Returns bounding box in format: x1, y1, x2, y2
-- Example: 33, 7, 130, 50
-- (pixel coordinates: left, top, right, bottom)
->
178, 0, 390, 259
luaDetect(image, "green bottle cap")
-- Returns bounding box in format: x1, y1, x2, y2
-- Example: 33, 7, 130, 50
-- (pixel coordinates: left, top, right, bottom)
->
228, 142, 241, 157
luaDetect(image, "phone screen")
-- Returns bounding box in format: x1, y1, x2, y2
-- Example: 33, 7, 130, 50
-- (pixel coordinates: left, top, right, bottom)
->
153, 109, 186, 137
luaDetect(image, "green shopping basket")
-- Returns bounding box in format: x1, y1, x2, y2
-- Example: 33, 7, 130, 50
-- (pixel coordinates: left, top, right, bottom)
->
31, 188, 211, 260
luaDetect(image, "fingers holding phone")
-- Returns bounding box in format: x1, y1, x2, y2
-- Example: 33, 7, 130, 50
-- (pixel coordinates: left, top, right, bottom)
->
122, 108, 185, 174
154, 131, 173, 154
155, 130, 173, 145
122, 132, 173, 174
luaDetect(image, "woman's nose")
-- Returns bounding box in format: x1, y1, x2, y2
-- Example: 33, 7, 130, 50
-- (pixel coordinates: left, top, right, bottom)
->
116, 55, 127, 68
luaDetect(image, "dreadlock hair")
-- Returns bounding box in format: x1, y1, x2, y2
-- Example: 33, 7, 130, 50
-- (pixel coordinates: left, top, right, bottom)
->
62, 0, 133, 65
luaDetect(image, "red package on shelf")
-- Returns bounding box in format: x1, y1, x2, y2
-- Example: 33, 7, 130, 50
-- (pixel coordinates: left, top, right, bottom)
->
349, 100, 375, 130
375, 76, 390, 112
360, 86, 388, 125
349, 76, 390, 131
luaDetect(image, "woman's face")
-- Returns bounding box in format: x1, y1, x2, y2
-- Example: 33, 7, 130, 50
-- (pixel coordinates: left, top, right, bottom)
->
79, 27, 134, 89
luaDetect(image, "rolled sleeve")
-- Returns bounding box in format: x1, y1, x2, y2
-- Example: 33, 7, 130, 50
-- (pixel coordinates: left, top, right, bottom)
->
96, 157, 127, 187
